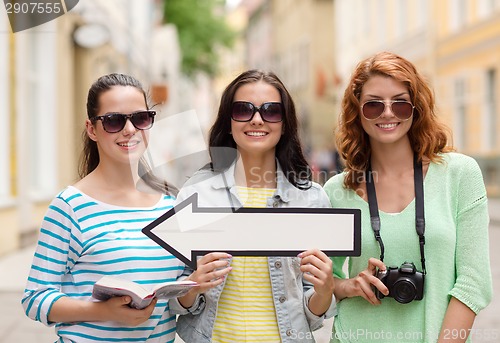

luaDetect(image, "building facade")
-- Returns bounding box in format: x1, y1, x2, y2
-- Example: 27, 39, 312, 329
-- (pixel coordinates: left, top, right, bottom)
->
334, 0, 500, 195
0, 0, 174, 256
243, 0, 338, 180
433, 0, 500, 195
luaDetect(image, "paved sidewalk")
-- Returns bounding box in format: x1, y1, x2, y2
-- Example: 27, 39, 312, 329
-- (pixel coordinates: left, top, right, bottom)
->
490, 197, 500, 226
1, 199, 499, 342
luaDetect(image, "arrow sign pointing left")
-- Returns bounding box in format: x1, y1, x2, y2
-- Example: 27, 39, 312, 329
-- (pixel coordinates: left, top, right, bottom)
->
142, 193, 361, 269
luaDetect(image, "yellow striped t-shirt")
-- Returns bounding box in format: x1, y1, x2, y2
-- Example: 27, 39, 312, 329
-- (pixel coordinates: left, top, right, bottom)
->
211, 187, 281, 343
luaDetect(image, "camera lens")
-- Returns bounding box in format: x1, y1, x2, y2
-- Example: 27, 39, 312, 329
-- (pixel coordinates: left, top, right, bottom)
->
393, 279, 416, 304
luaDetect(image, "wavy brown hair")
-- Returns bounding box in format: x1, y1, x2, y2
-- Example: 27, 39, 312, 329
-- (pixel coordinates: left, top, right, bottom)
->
337, 51, 453, 190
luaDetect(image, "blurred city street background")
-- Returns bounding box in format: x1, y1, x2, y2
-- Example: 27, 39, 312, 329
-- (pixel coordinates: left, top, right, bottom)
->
1, 0, 500, 341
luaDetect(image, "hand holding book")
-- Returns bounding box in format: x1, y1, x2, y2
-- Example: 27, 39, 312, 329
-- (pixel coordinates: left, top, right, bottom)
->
92, 276, 198, 310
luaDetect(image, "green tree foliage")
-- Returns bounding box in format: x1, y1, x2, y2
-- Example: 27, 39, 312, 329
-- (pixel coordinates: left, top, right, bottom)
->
164, 0, 235, 77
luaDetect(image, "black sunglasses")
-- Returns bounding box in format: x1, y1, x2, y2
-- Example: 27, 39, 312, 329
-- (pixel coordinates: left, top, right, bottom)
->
92, 111, 156, 133
231, 101, 284, 123
361, 100, 414, 121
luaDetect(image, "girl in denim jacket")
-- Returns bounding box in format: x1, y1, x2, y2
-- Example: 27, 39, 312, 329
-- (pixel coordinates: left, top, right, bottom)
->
169, 70, 336, 343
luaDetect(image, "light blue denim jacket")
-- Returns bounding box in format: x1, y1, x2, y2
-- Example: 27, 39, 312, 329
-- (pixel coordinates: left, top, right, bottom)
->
169, 161, 336, 342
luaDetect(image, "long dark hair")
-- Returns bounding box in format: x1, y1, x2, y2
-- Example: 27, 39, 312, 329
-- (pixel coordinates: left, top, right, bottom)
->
209, 69, 312, 189
78, 73, 176, 195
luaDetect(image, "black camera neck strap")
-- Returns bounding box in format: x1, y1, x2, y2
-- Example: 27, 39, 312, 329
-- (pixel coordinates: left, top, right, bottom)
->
366, 153, 427, 274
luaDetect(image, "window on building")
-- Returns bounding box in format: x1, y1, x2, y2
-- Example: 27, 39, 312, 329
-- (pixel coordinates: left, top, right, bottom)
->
491, 0, 500, 12
298, 40, 309, 89
477, 0, 500, 18
454, 78, 467, 150
377, 0, 387, 45
24, 24, 58, 199
349, 0, 358, 42
483, 69, 497, 150
361, 0, 370, 36
0, 13, 10, 203
451, 0, 468, 32
397, 0, 408, 37
417, 0, 429, 29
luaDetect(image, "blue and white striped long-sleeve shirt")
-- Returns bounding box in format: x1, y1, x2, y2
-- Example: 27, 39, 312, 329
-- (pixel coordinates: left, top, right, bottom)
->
22, 186, 184, 343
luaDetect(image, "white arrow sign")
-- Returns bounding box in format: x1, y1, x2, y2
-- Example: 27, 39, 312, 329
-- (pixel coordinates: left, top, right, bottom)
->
142, 193, 361, 269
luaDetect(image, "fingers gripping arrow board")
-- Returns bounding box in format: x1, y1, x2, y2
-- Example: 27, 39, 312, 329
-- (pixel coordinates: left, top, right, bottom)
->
142, 193, 361, 269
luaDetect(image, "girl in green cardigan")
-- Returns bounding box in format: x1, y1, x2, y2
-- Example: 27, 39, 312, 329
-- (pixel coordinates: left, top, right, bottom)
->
323, 52, 492, 342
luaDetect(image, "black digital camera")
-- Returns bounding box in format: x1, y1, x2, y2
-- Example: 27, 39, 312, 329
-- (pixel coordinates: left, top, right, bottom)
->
375, 262, 424, 304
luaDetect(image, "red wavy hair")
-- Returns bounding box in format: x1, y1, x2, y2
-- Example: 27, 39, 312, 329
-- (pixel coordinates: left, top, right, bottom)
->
337, 51, 453, 190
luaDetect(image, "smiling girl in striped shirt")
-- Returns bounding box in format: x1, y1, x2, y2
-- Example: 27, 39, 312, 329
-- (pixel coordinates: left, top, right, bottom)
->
22, 73, 184, 342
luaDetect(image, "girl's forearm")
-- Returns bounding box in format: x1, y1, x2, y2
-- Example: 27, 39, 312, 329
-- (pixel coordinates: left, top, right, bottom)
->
332, 277, 350, 301
438, 297, 476, 343
308, 292, 333, 316
48, 296, 107, 323
178, 290, 198, 309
